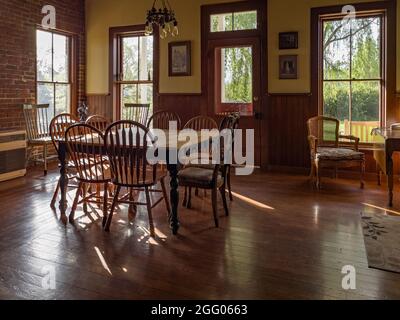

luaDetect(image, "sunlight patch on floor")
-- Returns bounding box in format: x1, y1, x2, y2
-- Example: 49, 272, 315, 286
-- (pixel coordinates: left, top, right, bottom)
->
230, 191, 275, 210
94, 246, 113, 275
362, 203, 400, 216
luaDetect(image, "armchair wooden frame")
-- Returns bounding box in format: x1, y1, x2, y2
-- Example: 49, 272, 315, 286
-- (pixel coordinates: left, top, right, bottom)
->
307, 116, 365, 189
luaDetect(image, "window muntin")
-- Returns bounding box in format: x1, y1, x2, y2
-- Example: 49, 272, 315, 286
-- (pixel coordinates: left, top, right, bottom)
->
210, 10, 257, 32
36, 29, 71, 116
322, 15, 382, 143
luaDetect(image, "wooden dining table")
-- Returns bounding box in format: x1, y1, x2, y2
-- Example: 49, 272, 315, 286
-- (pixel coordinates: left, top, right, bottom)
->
57, 129, 218, 235
373, 127, 400, 207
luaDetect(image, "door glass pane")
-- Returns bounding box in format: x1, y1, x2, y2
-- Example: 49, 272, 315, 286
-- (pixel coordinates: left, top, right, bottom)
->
139, 36, 153, 81
216, 46, 253, 116
37, 83, 55, 120
351, 81, 380, 143
211, 13, 233, 32
351, 17, 381, 80
53, 33, 69, 83
55, 84, 70, 115
122, 37, 139, 81
233, 11, 257, 30
323, 20, 351, 80
36, 30, 53, 82
323, 81, 350, 135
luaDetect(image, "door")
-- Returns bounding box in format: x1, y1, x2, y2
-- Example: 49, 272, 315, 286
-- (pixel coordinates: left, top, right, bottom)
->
207, 37, 262, 166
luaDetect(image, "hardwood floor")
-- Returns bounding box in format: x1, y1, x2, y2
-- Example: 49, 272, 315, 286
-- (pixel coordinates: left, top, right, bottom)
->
0, 166, 400, 300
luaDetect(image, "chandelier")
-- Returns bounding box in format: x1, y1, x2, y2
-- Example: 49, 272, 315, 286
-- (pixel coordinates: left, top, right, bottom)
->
145, 0, 179, 39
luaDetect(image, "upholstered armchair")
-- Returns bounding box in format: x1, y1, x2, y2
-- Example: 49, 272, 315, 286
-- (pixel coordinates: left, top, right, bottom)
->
307, 116, 365, 189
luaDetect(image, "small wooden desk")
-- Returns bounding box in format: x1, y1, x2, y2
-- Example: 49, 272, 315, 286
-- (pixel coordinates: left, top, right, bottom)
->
373, 128, 400, 207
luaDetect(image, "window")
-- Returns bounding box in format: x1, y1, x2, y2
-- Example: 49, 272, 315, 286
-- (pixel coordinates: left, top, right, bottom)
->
322, 15, 383, 143
36, 29, 72, 118
210, 10, 257, 32
119, 34, 154, 119
214, 46, 254, 116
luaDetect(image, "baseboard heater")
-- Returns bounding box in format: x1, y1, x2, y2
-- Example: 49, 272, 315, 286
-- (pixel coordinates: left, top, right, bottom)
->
0, 130, 27, 182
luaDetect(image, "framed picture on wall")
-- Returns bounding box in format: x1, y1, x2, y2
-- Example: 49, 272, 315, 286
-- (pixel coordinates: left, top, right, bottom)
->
279, 32, 298, 50
169, 41, 191, 77
279, 55, 298, 79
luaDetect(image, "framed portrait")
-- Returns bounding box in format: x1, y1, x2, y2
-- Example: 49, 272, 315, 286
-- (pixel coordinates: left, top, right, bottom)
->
169, 41, 191, 77
279, 32, 298, 50
279, 55, 298, 79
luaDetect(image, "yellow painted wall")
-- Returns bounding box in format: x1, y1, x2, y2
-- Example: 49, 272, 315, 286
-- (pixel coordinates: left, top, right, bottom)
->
86, 0, 239, 94
86, 0, 399, 94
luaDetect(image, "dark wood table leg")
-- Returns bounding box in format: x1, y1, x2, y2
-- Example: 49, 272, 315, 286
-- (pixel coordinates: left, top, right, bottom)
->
387, 151, 394, 207
167, 164, 180, 235
58, 143, 69, 221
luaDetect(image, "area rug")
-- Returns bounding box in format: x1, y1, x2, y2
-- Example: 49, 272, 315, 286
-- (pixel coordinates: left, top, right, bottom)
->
361, 212, 400, 274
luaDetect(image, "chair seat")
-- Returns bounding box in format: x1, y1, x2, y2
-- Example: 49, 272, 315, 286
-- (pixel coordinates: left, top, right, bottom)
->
316, 147, 364, 161
178, 167, 222, 188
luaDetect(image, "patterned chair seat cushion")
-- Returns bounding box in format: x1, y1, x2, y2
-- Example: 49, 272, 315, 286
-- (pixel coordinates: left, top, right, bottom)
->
178, 167, 223, 188
316, 147, 364, 161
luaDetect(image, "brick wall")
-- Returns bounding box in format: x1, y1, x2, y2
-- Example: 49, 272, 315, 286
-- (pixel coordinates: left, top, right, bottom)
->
0, 0, 86, 131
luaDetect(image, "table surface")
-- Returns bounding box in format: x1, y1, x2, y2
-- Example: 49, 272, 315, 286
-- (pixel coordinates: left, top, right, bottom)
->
373, 128, 400, 140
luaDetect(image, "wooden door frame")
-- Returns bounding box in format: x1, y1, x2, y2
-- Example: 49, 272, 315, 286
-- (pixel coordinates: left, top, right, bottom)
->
109, 25, 160, 121
200, 0, 268, 169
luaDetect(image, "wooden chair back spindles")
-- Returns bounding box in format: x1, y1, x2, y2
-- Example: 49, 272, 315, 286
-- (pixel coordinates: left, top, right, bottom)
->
147, 110, 182, 130
184, 116, 218, 131
50, 113, 79, 153
65, 124, 109, 183
105, 120, 156, 187
86, 115, 111, 132
23, 104, 51, 141
124, 104, 150, 126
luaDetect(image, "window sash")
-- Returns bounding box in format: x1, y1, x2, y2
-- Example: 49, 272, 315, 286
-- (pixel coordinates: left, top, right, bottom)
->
36, 29, 72, 114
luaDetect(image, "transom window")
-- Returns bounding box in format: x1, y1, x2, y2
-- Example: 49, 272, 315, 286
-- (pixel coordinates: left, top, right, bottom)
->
210, 10, 257, 32
322, 14, 383, 143
36, 29, 71, 119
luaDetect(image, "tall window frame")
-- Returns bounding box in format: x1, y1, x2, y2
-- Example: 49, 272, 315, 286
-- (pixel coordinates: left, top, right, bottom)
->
109, 25, 159, 121
311, 1, 397, 146
36, 27, 74, 116
321, 13, 384, 143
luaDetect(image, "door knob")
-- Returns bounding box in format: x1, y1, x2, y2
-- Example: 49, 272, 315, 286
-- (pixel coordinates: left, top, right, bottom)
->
253, 96, 259, 102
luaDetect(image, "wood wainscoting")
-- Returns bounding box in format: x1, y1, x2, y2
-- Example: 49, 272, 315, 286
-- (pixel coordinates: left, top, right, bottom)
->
86, 94, 113, 120
158, 93, 203, 126
266, 93, 315, 171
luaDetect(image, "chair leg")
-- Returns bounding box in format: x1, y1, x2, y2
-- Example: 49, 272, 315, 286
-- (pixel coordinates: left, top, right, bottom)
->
309, 163, 316, 181
50, 179, 61, 209
70, 182, 83, 223
161, 177, 171, 217
212, 187, 219, 228
43, 143, 48, 176
360, 161, 366, 189
187, 187, 192, 209
220, 185, 229, 217
227, 167, 233, 201
315, 161, 321, 190
195, 188, 199, 197
102, 182, 108, 227
128, 188, 137, 214
183, 187, 188, 207
105, 186, 121, 232
145, 187, 155, 237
